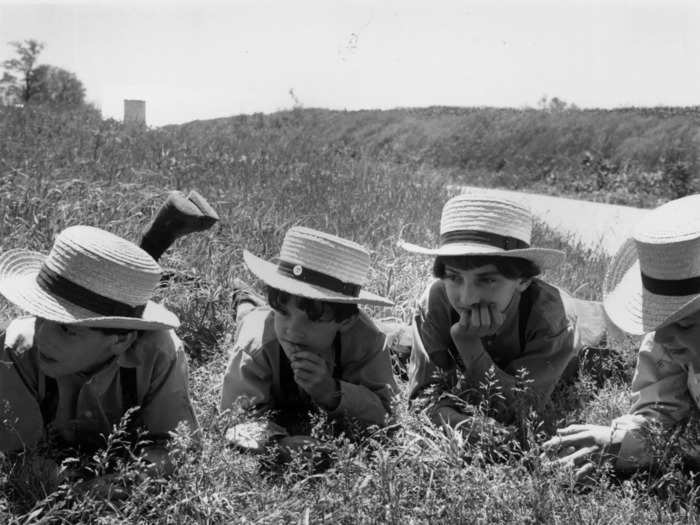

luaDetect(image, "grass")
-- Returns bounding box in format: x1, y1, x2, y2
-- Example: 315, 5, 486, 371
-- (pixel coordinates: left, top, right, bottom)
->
0, 105, 698, 523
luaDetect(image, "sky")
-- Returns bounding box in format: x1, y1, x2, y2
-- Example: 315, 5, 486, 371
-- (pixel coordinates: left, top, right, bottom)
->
1, 0, 699, 126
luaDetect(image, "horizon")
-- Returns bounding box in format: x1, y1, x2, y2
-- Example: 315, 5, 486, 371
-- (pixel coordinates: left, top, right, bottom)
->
1, 0, 699, 126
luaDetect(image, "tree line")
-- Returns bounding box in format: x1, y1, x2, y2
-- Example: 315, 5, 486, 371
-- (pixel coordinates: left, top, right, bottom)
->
0, 39, 86, 109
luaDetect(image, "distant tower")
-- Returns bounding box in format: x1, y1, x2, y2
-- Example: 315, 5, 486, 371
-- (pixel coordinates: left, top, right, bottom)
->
123, 99, 146, 127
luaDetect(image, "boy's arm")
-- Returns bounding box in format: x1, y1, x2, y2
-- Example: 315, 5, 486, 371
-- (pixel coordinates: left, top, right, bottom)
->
543, 334, 693, 474
219, 344, 274, 416
328, 342, 398, 426
612, 334, 693, 470
451, 325, 575, 418
407, 280, 462, 417
0, 322, 46, 453
407, 318, 461, 416
139, 332, 198, 437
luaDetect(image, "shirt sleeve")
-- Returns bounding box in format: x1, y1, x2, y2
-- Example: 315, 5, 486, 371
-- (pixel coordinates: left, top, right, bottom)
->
0, 320, 45, 453
219, 318, 274, 415
139, 331, 199, 437
329, 339, 398, 426
455, 325, 575, 420
407, 280, 461, 416
612, 334, 693, 470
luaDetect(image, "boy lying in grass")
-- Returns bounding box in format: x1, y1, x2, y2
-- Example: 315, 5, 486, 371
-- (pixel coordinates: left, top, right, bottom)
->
220, 226, 398, 453
544, 194, 700, 477
400, 192, 606, 427
0, 191, 217, 497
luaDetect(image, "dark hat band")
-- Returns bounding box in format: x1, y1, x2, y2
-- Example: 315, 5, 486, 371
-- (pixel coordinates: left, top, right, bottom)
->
641, 272, 700, 297
36, 265, 146, 318
440, 230, 529, 251
277, 260, 362, 298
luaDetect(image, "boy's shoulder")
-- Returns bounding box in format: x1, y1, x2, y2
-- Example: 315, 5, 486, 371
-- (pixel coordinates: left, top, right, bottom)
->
525, 279, 571, 334
341, 310, 386, 357
232, 306, 277, 357
417, 278, 449, 310
135, 327, 181, 352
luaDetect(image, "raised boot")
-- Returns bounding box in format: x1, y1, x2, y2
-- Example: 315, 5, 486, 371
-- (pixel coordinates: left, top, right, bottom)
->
140, 190, 220, 261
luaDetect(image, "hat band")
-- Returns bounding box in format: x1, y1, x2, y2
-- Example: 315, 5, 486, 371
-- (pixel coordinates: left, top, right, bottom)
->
36, 265, 147, 318
277, 260, 361, 298
641, 272, 700, 297
440, 230, 529, 251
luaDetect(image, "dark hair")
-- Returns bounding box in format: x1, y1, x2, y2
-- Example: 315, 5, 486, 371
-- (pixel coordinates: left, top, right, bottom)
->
266, 286, 359, 323
92, 327, 141, 337
433, 255, 541, 280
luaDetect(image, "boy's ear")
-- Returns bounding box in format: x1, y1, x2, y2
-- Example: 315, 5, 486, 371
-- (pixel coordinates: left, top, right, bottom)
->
516, 278, 532, 293
108, 330, 138, 355
337, 313, 359, 332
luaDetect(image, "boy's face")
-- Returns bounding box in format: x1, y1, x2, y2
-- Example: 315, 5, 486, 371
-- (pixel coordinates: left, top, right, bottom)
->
654, 308, 700, 356
34, 319, 121, 377
442, 263, 530, 320
272, 299, 344, 360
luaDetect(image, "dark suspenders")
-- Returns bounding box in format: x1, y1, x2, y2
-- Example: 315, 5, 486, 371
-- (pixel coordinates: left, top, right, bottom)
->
40, 367, 139, 427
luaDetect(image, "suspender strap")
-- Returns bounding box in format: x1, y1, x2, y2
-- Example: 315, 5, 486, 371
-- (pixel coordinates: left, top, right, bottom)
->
40, 367, 139, 427
332, 333, 342, 380
518, 287, 534, 353
41, 376, 59, 425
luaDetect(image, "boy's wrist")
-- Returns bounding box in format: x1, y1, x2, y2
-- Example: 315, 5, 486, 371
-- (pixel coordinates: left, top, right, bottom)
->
317, 378, 342, 411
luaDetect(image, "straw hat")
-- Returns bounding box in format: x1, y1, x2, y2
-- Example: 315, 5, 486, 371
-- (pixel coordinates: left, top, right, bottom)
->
398, 192, 564, 269
243, 226, 393, 307
0, 226, 179, 330
603, 194, 700, 335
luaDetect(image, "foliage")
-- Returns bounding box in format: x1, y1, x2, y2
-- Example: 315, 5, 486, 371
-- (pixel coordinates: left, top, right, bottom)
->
0, 39, 85, 108
0, 105, 698, 522
177, 105, 700, 207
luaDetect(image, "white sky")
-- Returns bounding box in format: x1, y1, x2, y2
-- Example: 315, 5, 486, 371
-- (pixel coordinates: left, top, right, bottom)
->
1, 0, 698, 126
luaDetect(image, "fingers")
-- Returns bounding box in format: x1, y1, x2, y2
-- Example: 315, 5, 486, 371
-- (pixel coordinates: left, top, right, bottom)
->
542, 430, 594, 451
575, 461, 596, 482
488, 303, 505, 330
556, 424, 598, 436
551, 445, 600, 468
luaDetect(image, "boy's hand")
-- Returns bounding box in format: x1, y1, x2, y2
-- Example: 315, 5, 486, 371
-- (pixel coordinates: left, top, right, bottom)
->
290, 350, 341, 410
434, 406, 471, 427
452, 303, 505, 339
541, 424, 621, 480
74, 473, 130, 501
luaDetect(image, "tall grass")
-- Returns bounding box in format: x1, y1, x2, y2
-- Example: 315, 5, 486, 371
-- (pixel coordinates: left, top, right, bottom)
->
0, 106, 697, 523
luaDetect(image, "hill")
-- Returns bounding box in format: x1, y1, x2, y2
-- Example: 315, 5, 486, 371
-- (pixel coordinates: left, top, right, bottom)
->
173, 104, 700, 207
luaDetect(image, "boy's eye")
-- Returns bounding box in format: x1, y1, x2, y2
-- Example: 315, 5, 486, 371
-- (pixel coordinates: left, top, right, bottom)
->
59, 324, 78, 336
445, 272, 461, 283
272, 306, 289, 317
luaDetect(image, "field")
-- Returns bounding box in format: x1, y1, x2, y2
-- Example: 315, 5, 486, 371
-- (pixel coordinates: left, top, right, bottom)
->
0, 105, 698, 523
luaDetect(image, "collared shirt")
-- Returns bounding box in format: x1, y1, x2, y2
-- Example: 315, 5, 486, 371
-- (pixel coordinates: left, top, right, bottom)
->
407, 278, 604, 419
613, 333, 700, 469
0, 317, 197, 453
219, 307, 398, 427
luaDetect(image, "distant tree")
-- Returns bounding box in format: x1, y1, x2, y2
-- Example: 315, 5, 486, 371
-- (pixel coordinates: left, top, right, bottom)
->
1, 39, 45, 104
0, 39, 85, 108
27, 64, 85, 108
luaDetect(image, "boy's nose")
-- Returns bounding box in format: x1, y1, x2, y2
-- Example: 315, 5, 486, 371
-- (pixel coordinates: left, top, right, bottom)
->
457, 281, 479, 308
285, 316, 307, 338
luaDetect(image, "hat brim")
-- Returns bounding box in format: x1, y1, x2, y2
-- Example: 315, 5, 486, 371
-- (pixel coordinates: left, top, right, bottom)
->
397, 240, 565, 270
603, 238, 700, 335
0, 249, 179, 331
243, 251, 393, 307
